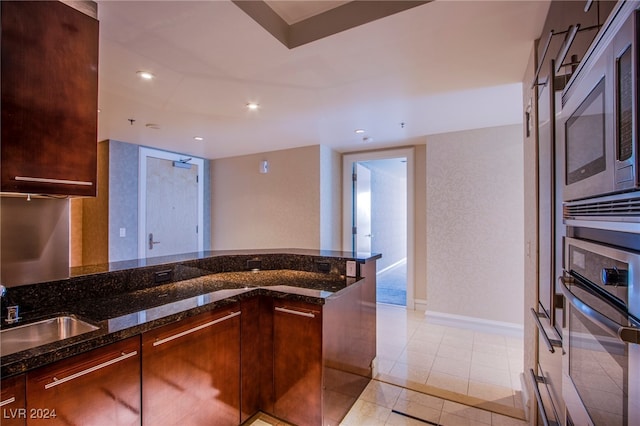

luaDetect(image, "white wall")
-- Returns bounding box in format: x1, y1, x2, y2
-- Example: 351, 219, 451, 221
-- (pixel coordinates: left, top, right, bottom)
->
320, 145, 342, 250
425, 124, 524, 326
211, 145, 340, 250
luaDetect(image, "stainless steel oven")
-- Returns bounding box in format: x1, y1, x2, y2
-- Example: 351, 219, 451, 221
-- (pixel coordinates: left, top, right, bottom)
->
560, 236, 640, 425
561, 3, 640, 203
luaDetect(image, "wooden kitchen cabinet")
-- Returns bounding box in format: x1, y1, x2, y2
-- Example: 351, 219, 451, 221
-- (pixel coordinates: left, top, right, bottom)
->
25, 337, 140, 426
241, 273, 376, 425
142, 303, 242, 426
272, 299, 323, 426
1, 374, 26, 426
1, 0, 99, 196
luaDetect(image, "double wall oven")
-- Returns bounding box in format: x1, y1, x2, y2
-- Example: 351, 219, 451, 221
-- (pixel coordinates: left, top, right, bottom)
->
560, 234, 639, 425
559, 2, 640, 425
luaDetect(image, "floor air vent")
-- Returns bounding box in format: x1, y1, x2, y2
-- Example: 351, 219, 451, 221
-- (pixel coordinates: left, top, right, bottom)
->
391, 410, 441, 425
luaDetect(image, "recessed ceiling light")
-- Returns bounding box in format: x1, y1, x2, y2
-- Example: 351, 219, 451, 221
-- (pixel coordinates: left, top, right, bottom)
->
194, 136, 204, 141
246, 102, 259, 110
145, 123, 160, 130
355, 129, 365, 134
136, 70, 155, 80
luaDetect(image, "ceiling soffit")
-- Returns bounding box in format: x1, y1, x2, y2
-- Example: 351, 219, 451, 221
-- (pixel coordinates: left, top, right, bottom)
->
232, 0, 431, 49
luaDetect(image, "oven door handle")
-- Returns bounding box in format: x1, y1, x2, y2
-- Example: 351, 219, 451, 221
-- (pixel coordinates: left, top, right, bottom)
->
559, 276, 640, 344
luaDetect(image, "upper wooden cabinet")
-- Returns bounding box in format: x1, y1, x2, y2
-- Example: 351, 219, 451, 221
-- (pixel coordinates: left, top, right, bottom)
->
1, 1, 99, 196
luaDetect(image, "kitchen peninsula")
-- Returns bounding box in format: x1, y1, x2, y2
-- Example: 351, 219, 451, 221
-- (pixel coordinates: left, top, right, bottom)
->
0, 249, 380, 426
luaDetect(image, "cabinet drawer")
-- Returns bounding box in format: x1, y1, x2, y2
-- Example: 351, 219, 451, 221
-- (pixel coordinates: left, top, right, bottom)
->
142, 304, 241, 426
1, 374, 26, 426
26, 337, 140, 426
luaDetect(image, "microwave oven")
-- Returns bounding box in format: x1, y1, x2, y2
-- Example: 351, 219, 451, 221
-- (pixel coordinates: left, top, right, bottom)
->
561, 3, 640, 203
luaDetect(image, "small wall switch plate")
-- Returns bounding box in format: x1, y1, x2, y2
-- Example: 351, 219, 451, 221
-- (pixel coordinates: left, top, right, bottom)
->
119, 227, 126, 237
346, 261, 357, 277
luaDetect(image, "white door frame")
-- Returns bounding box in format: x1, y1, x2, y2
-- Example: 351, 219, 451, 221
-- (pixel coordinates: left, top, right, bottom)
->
342, 147, 415, 309
138, 147, 205, 259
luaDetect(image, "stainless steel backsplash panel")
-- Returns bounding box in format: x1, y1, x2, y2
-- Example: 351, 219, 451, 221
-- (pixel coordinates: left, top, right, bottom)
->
1, 196, 70, 286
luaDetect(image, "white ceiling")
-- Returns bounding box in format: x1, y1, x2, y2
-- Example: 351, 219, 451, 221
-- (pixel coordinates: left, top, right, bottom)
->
96, 0, 550, 160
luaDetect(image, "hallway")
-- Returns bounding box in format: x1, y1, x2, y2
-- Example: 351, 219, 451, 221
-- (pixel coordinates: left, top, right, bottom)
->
377, 261, 407, 306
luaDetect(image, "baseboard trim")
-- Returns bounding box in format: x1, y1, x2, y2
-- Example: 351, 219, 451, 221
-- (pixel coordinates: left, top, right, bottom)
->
424, 310, 524, 339
413, 299, 427, 312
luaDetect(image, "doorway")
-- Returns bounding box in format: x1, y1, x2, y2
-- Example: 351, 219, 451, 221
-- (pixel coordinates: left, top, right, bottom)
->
138, 147, 205, 259
343, 148, 414, 308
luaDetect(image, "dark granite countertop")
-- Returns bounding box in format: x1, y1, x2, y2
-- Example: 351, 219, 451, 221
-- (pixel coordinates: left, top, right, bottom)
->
70, 248, 381, 277
0, 269, 360, 378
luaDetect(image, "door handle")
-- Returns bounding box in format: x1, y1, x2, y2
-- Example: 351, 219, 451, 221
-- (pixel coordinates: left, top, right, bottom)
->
148, 233, 160, 250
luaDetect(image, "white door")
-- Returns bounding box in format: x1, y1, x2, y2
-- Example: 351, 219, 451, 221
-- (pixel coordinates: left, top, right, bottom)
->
354, 163, 372, 253
343, 148, 414, 308
139, 148, 204, 259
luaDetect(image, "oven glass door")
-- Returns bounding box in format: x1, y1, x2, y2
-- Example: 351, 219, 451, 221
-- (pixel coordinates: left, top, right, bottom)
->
568, 301, 628, 425
565, 77, 607, 186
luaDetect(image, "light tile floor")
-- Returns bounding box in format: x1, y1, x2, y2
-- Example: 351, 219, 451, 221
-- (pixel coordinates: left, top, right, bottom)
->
341, 380, 527, 425
375, 304, 525, 411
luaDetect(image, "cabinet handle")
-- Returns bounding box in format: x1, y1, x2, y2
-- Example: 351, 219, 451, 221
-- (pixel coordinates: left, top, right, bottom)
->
528, 369, 558, 426
531, 30, 554, 88
530, 308, 562, 353
153, 311, 241, 347
275, 306, 315, 318
14, 176, 93, 186
44, 351, 138, 389
0, 396, 16, 407
555, 24, 580, 73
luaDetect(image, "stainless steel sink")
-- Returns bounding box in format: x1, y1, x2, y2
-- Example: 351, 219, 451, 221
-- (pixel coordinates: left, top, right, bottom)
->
0, 316, 99, 356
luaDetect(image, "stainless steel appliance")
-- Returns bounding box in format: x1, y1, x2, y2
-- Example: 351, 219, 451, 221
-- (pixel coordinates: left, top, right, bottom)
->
561, 3, 640, 203
560, 235, 640, 425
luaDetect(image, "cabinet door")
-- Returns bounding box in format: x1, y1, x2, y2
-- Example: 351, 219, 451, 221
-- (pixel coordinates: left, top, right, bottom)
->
142, 304, 241, 426
26, 337, 140, 426
1, 374, 26, 426
273, 300, 322, 426
1, 1, 98, 196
